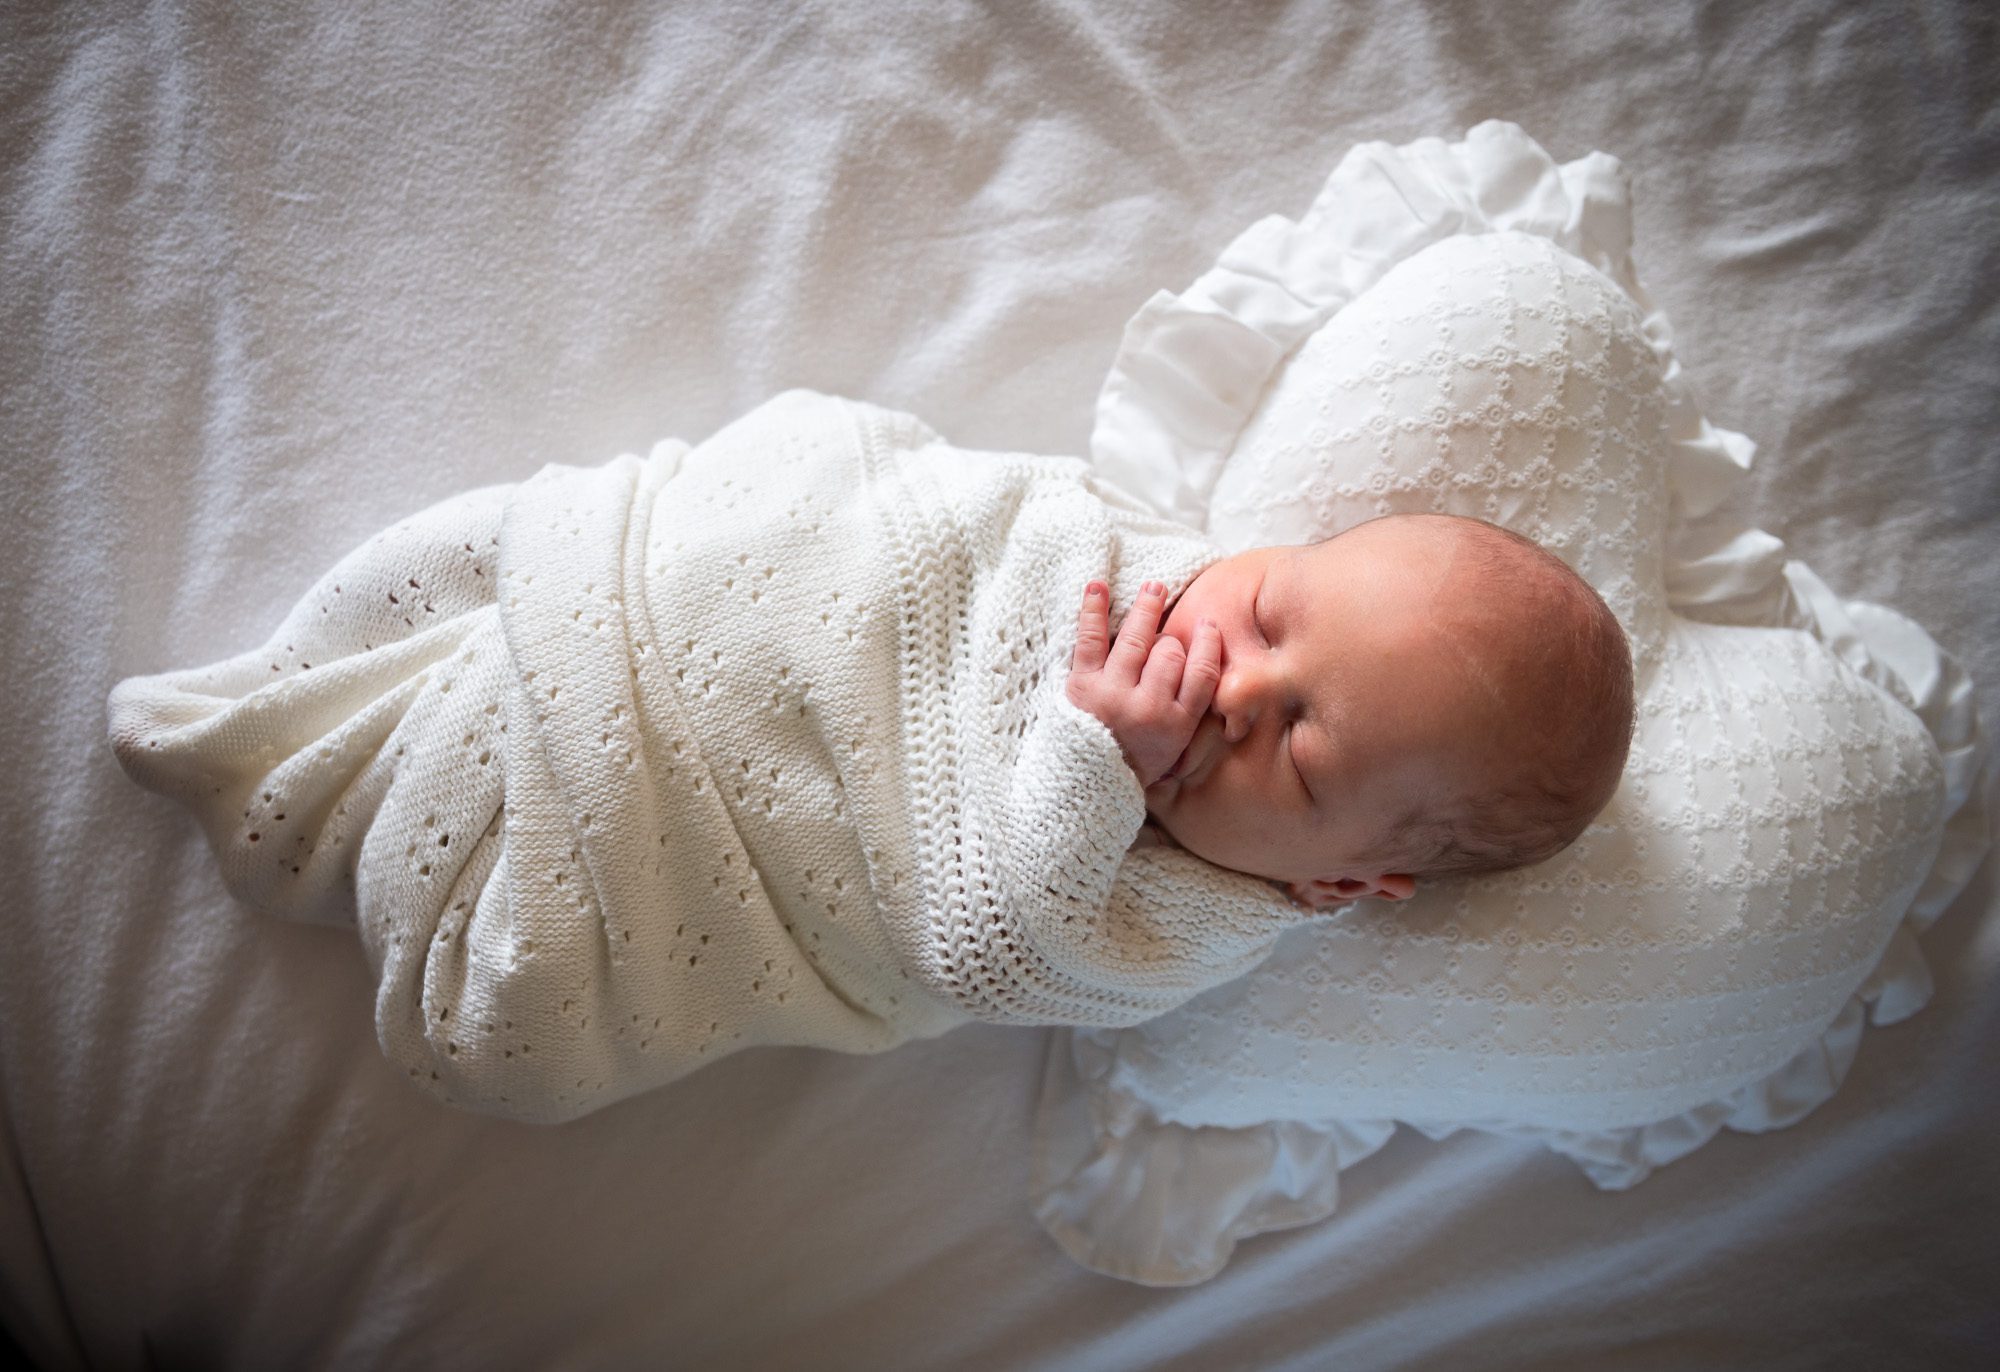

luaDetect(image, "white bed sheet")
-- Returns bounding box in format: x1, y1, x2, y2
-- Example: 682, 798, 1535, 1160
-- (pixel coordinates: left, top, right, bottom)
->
2, 2, 1994, 1368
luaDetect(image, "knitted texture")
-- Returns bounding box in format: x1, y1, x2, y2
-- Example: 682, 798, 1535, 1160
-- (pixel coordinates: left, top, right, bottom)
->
109, 390, 1304, 1122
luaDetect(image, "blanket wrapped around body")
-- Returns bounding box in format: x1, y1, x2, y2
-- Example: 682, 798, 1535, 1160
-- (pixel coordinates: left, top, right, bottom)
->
109, 390, 1306, 1122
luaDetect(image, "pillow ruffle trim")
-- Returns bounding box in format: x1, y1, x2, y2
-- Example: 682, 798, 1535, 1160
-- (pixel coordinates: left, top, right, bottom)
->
1043, 120, 1991, 1286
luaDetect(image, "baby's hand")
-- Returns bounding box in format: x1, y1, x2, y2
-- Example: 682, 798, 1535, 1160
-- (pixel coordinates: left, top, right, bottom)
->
1065, 580, 1221, 788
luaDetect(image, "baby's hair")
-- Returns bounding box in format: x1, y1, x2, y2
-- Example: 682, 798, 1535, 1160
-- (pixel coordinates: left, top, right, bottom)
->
1334, 513, 1636, 879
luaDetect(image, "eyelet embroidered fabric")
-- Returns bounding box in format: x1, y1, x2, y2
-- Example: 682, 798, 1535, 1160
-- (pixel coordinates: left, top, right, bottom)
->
1034, 123, 1989, 1286
107, 390, 1316, 1124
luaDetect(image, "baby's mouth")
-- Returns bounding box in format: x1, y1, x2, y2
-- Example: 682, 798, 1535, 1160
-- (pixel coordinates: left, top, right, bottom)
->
1165, 717, 1221, 785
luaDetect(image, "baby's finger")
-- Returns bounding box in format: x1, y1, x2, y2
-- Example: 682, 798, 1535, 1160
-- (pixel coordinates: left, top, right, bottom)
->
1138, 630, 1187, 700
1108, 581, 1167, 681
1177, 618, 1222, 714
1070, 582, 1111, 673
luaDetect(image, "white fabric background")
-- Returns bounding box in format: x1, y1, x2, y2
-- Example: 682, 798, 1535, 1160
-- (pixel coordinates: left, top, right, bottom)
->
2, 2, 1994, 1368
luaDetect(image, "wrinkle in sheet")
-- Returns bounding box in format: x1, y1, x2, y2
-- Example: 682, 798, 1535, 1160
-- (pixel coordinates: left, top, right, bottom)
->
3, 1, 1996, 1368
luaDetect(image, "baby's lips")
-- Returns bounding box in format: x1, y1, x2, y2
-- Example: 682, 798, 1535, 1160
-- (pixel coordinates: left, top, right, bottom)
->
1162, 729, 1200, 783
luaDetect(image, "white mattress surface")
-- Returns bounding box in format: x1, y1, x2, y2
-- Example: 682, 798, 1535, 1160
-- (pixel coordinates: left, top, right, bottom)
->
2, 2, 1994, 1368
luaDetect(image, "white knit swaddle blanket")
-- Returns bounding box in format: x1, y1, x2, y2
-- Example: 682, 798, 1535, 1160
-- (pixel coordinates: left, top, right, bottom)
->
110, 390, 1306, 1121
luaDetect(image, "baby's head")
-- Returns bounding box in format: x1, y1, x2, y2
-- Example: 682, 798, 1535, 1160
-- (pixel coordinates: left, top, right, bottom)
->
1147, 513, 1634, 902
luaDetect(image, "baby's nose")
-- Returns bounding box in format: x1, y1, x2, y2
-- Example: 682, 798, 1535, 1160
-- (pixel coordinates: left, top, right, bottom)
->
1214, 661, 1269, 742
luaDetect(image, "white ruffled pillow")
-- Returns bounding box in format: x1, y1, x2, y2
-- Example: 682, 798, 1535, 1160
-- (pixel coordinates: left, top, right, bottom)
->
1032, 122, 1990, 1286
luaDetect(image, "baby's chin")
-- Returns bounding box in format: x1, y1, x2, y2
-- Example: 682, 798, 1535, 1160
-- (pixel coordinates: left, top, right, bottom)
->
1142, 795, 1294, 886
1141, 781, 1189, 833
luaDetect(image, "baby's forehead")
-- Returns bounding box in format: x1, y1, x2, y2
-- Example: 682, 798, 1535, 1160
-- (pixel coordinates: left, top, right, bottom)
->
1305, 518, 1560, 622
1302, 528, 1569, 728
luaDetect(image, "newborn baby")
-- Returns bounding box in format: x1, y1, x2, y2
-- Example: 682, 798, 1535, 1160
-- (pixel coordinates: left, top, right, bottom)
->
109, 389, 1631, 1123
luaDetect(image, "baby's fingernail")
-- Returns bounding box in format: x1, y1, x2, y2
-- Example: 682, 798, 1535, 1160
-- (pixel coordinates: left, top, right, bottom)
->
1143, 580, 1164, 596
1086, 582, 1106, 599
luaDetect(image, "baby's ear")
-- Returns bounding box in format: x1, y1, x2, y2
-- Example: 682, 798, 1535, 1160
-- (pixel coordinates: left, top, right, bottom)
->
1286, 874, 1416, 909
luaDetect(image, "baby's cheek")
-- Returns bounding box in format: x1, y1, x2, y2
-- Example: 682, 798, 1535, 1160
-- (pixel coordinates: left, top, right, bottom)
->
1211, 761, 1295, 846
1158, 593, 1208, 650
1176, 769, 1235, 835
1201, 749, 1254, 803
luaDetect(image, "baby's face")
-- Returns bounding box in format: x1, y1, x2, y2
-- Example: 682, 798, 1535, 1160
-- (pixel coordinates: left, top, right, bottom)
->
1146, 520, 1493, 893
